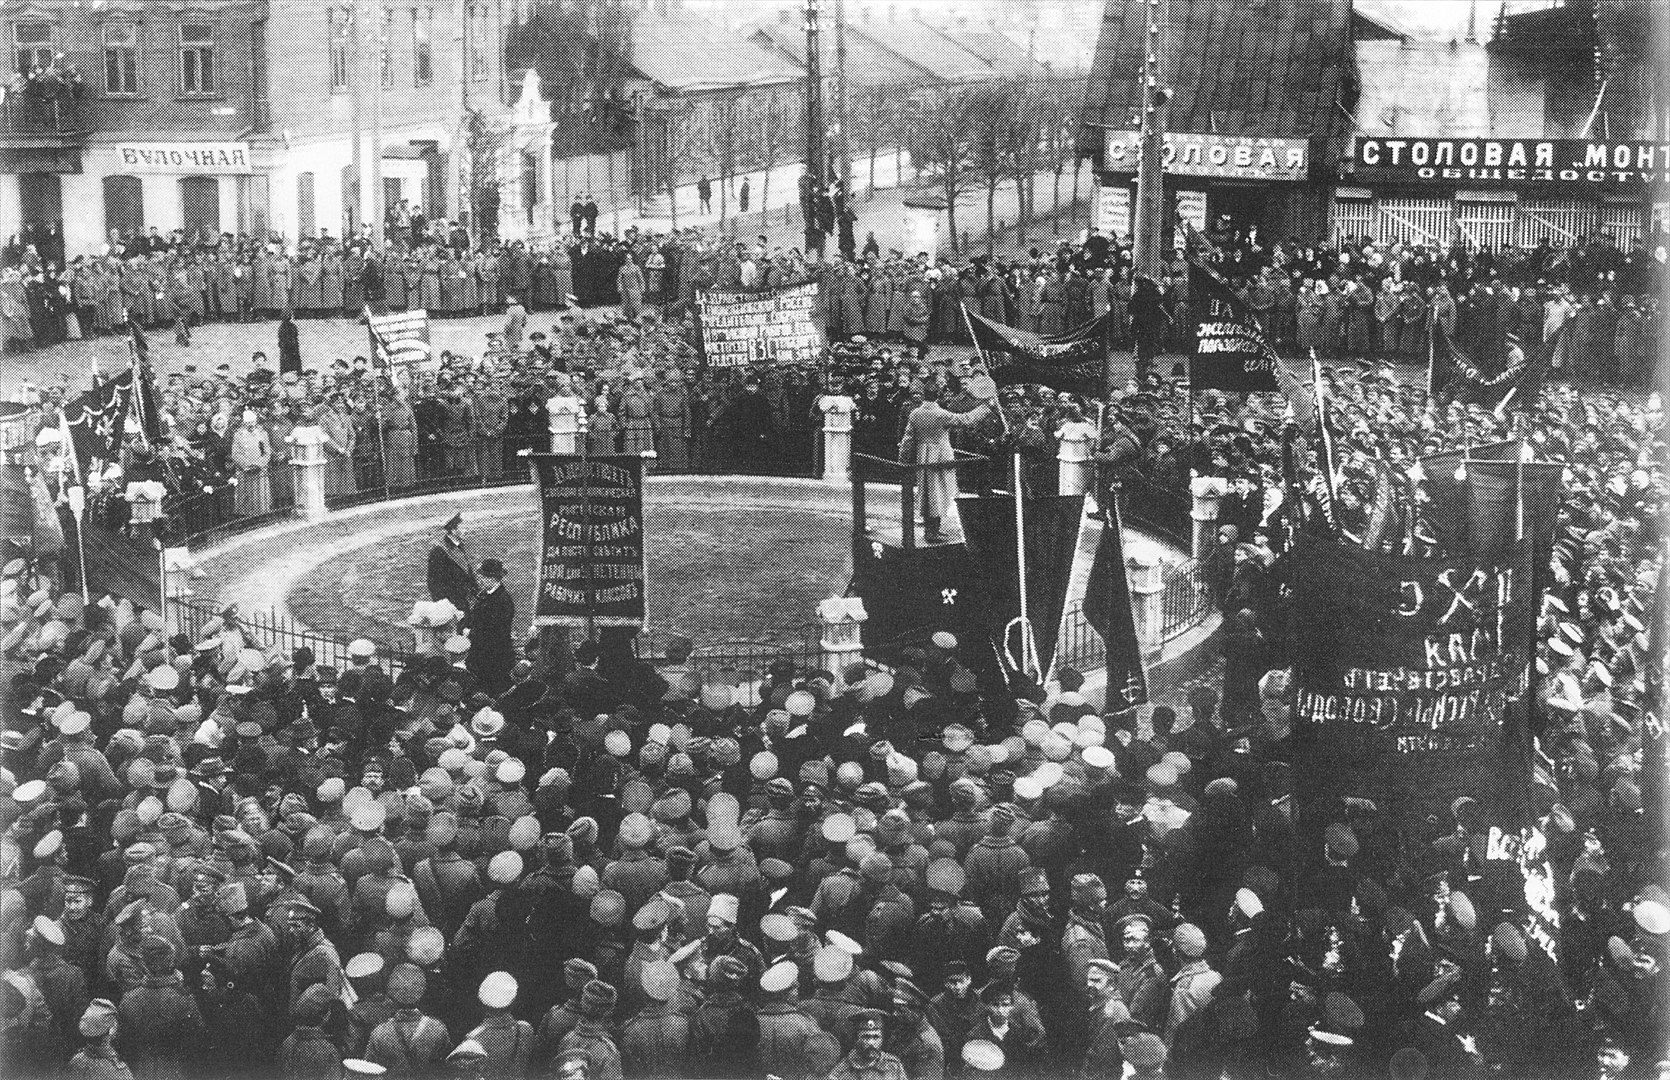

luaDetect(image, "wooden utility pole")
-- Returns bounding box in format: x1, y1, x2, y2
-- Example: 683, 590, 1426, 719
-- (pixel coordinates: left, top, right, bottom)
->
834, 0, 850, 197
1131, 0, 1168, 278
803, 0, 825, 255
348, 0, 364, 236
370, 0, 384, 244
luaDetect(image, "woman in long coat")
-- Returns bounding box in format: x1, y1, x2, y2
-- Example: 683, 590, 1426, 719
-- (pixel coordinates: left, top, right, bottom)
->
94, 259, 125, 333
267, 254, 294, 317
230, 411, 273, 516
617, 257, 647, 321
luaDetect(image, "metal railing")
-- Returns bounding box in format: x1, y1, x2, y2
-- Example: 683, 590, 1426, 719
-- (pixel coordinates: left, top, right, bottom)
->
174, 595, 417, 679
0, 92, 85, 137
1160, 557, 1214, 639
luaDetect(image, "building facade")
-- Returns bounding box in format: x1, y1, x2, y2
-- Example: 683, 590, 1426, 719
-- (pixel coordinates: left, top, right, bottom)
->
1334, 2, 1663, 251
1077, 0, 1358, 245
1, 0, 510, 258
1, 0, 270, 256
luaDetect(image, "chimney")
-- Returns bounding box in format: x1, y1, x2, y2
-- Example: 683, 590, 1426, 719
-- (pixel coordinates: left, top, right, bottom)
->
1463, 0, 1478, 43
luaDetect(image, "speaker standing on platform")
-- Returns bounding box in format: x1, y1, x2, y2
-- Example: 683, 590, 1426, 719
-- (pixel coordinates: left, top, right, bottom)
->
898, 387, 993, 544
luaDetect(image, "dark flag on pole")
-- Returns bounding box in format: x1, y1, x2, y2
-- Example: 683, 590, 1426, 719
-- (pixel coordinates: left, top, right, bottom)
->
955, 491, 1086, 681
1187, 259, 1282, 393
1436, 326, 1552, 415
127, 318, 162, 445
1081, 499, 1148, 706
62, 369, 135, 474
962, 305, 1110, 395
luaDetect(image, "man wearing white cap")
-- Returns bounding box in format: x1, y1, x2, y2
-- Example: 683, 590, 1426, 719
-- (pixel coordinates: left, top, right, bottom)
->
465, 971, 533, 1075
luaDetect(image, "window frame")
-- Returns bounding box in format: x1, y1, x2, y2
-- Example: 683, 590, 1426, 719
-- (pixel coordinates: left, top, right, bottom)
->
177, 20, 217, 97
329, 7, 352, 93
467, 4, 488, 83
102, 21, 140, 96
12, 19, 57, 77
412, 7, 433, 87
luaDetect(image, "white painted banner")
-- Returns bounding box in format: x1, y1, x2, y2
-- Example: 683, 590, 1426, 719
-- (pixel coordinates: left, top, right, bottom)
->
1175, 190, 1207, 249
111, 141, 253, 174
1094, 183, 1131, 239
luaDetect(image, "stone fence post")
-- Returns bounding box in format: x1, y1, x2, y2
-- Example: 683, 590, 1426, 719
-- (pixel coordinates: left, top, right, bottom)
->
1126, 538, 1166, 651
1190, 475, 1228, 559
818, 394, 856, 482
818, 596, 868, 686
287, 425, 328, 519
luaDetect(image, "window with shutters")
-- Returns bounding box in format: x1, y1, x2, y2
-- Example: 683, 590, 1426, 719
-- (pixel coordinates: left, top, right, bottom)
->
179, 22, 215, 95
103, 23, 139, 95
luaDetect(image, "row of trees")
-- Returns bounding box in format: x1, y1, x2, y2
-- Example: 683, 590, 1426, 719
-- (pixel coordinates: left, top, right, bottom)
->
910, 75, 1088, 255
656, 73, 1087, 247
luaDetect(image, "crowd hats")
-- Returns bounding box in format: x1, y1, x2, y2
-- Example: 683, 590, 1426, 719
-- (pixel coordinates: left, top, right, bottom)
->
478, 971, 518, 1010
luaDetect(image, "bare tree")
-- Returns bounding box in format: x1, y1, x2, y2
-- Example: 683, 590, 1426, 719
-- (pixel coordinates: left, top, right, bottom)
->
707, 92, 741, 227
906, 83, 984, 255
966, 80, 1021, 255
755, 86, 801, 227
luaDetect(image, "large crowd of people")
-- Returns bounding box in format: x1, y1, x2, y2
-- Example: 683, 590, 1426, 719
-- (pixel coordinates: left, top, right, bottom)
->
1, 341, 1665, 1080
1, 212, 1665, 1079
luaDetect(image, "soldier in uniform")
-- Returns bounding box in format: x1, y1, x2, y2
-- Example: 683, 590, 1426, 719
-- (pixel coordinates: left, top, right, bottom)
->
830, 1009, 909, 1080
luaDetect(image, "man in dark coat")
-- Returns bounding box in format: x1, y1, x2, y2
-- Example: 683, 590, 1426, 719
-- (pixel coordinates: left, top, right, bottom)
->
465, 558, 516, 696
426, 513, 475, 612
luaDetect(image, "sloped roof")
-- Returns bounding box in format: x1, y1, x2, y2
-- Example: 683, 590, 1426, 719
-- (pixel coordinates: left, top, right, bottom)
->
1079, 0, 1357, 159
847, 20, 996, 84
925, 25, 1050, 80
627, 11, 806, 94
1351, 4, 1419, 41
745, 20, 932, 88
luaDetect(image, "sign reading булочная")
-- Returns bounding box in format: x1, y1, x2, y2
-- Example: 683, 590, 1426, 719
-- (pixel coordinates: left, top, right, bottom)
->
108, 141, 253, 174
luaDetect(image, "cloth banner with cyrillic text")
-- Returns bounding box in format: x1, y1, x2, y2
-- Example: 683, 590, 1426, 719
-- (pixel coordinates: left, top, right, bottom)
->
1288, 533, 1534, 833
527, 454, 647, 628
696, 284, 823, 368
1188, 259, 1282, 393
964, 306, 1110, 395
368, 309, 434, 371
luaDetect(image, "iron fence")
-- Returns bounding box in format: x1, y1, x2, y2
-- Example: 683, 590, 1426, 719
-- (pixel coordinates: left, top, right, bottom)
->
1161, 557, 1214, 639
174, 596, 417, 679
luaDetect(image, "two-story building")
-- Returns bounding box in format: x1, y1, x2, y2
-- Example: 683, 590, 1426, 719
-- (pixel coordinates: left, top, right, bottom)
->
1, 0, 510, 257
1, 0, 270, 257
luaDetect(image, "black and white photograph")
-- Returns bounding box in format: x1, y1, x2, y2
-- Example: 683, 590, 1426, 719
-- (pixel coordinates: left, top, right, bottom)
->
0, 0, 1666, 1076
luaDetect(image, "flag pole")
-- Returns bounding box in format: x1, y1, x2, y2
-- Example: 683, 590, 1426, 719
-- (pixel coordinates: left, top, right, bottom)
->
364, 307, 389, 488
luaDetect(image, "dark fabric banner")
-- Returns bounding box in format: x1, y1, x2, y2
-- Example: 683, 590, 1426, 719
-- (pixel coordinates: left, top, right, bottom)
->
1081, 500, 1148, 706
1289, 533, 1535, 831
1187, 260, 1282, 392
1437, 327, 1553, 413
963, 306, 1109, 394
1464, 460, 1565, 573
1419, 439, 1524, 554
527, 454, 647, 628
956, 492, 1085, 679
63, 369, 134, 474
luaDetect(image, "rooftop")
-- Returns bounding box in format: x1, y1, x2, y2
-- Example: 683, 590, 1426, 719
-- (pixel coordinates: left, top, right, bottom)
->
627, 10, 806, 94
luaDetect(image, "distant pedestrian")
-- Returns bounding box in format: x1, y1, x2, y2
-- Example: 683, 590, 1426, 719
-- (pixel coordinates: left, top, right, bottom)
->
738, 178, 751, 214
697, 176, 713, 214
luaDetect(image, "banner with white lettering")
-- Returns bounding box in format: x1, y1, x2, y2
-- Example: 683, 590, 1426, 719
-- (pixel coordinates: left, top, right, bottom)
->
1093, 182, 1131, 238
1187, 260, 1282, 392
1353, 136, 1670, 188
1289, 533, 1534, 830
696, 283, 824, 368
1103, 131, 1310, 182
367, 309, 433, 370
528, 454, 647, 628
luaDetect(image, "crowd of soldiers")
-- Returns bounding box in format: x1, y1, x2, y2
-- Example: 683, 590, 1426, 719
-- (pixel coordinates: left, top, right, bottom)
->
3, 332, 1666, 1077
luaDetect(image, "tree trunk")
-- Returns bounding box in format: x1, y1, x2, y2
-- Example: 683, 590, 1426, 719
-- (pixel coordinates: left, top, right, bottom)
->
1015, 171, 1028, 247
945, 177, 960, 254
761, 165, 771, 224
1070, 158, 1081, 220
719, 161, 729, 227
868, 145, 877, 199
986, 179, 998, 255
1053, 166, 1063, 222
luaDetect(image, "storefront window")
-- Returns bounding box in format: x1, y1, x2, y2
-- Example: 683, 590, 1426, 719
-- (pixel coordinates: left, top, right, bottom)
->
103, 175, 145, 241
181, 176, 220, 242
